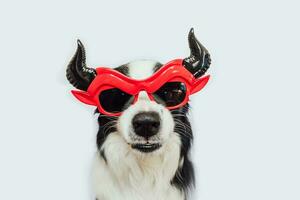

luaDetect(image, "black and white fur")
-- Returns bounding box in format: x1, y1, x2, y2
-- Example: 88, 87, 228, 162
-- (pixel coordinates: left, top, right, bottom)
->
66, 28, 211, 200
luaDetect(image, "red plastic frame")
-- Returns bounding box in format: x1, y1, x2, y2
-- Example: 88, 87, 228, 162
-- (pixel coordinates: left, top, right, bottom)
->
71, 59, 210, 116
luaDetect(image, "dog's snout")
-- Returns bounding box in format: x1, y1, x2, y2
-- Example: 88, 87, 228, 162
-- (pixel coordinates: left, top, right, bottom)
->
132, 112, 160, 139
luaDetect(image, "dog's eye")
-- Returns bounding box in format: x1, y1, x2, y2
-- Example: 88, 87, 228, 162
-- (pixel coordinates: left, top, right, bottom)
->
99, 88, 134, 113
153, 82, 186, 107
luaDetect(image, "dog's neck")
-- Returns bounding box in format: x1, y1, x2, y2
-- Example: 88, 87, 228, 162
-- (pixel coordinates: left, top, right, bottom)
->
92, 131, 184, 200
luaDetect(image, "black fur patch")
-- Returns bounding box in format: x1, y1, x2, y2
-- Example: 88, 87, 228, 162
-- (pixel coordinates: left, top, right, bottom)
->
100, 149, 107, 164
170, 104, 195, 195
153, 62, 163, 73
95, 110, 118, 151
171, 157, 195, 194
114, 64, 129, 76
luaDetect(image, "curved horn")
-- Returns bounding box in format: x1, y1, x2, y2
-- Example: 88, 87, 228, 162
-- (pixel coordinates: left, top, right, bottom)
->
183, 28, 211, 78
66, 40, 96, 91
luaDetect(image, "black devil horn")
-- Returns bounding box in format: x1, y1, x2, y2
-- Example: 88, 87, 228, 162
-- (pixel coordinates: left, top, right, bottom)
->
66, 40, 96, 91
183, 28, 211, 78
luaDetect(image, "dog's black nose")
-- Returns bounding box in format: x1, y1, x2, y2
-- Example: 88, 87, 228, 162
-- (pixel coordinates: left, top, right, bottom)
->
132, 112, 160, 139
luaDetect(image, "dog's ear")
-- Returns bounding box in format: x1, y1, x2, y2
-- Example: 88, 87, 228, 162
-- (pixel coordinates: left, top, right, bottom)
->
183, 28, 211, 78
66, 40, 96, 91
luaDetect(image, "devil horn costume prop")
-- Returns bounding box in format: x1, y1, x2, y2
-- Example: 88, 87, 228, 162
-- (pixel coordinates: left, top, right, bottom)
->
66, 28, 211, 93
66, 40, 97, 91
183, 28, 211, 78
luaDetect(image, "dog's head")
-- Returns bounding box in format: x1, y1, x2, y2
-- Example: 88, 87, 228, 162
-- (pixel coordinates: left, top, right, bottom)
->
66, 28, 211, 154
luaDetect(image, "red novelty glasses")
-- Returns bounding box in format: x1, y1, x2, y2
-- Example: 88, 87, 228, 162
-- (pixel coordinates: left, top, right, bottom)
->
71, 59, 210, 116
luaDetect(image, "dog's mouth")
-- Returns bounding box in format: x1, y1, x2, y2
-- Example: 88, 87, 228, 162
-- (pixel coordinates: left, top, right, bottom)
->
131, 143, 162, 153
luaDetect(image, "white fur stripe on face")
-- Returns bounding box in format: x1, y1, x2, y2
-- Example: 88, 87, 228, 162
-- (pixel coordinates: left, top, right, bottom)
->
127, 60, 158, 80
127, 60, 159, 103
137, 91, 151, 101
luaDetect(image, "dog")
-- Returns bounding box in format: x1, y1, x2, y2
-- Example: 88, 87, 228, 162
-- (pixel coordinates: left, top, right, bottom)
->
66, 28, 211, 200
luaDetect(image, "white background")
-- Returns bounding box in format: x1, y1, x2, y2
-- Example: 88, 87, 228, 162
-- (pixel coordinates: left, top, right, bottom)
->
0, 0, 299, 199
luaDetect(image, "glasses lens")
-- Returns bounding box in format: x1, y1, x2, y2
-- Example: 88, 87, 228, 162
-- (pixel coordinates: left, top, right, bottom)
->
153, 82, 187, 107
99, 88, 134, 113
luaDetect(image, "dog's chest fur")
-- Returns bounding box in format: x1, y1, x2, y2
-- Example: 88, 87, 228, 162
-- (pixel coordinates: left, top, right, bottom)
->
92, 132, 184, 200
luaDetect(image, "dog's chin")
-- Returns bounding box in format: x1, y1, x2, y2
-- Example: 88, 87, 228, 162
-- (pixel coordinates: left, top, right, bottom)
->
131, 142, 162, 153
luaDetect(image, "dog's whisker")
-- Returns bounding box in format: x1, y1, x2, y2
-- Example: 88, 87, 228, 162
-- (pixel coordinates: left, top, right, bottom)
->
174, 119, 192, 130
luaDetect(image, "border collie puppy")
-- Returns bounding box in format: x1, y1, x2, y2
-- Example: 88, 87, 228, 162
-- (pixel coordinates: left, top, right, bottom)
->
66, 28, 211, 200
